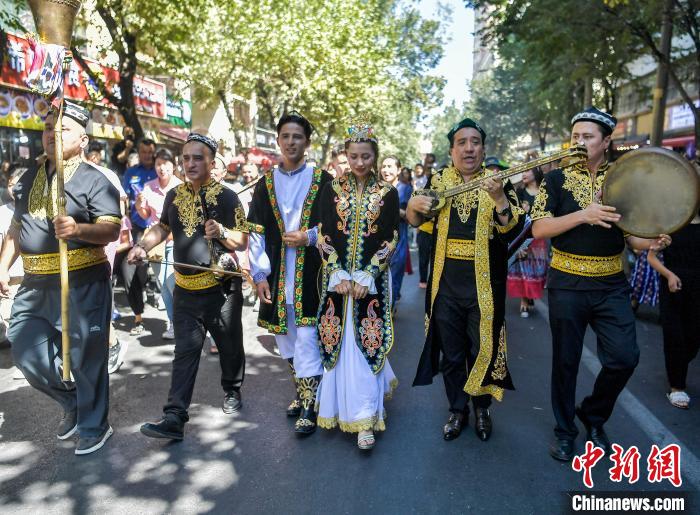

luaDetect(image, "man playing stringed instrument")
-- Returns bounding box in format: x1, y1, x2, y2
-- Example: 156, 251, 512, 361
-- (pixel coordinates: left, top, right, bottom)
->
408, 118, 524, 442
530, 107, 671, 461
129, 133, 249, 440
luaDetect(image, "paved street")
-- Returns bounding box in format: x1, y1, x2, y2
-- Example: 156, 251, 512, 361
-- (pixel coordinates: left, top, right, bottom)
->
0, 252, 698, 514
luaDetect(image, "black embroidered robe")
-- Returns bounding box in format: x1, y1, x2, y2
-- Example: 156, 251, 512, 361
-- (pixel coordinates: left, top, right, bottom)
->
316, 173, 400, 374
413, 166, 524, 400
247, 167, 332, 334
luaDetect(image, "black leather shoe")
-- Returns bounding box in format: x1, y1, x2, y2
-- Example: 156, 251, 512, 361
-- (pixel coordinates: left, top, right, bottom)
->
443, 412, 467, 441
223, 390, 242, 414
549, 437, 575, 461
576, 406, 611, 455
474, 408, 492, 441
140, 414, 184, 440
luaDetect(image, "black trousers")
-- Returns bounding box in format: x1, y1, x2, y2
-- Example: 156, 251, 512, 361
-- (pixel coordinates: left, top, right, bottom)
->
115, 251, 148, 316
433, 293, 491, 414
548, 288, 639, 440
417, 230, 432, 283
659, 277, 700, 390
163, 280, 245, 422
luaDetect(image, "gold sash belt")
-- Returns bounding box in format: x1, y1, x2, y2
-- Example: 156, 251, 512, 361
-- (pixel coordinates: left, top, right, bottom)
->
446, 239, 475, 261
175, 270, 219, 291
550, 247, 623, 277
22, 247, 107, 275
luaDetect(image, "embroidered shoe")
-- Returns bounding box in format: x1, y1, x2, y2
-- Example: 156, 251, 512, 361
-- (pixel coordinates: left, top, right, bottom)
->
294, 375, 321, 435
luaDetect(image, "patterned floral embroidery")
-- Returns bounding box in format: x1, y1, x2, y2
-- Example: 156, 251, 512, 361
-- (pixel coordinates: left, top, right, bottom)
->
319, 298, 341, 354
366, 230, 398, 278
359, 299, 384, 358
333, 177, 353, 234
265, 171, 288, 333
234, 205, 248, 232
453, 188, 480, 224
172, 181, 222, 238
562, 163, 608, 209
530, 180, 552, 220
28, 156, 81, 220
293, 168, 322, 327
363, 187, 387, 236
491, 326, 508, 381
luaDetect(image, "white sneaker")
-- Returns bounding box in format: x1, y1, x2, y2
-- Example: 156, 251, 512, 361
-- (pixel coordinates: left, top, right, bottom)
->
162, 322, 175, 340
108, 339, 129, 374
157, 296, 166, 311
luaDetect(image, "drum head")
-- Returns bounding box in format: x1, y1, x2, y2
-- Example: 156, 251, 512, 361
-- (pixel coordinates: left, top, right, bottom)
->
602, 147, 700, 238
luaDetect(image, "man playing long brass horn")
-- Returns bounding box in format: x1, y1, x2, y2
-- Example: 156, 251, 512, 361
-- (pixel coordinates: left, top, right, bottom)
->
531, 107, 671, 461
0, 103, 121, 455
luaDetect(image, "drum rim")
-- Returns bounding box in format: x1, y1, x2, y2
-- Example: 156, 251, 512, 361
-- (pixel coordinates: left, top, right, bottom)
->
602, 147, 700, 238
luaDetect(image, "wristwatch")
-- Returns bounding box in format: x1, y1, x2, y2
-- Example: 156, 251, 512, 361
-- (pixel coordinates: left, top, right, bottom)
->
496, 204, 511, 216
219, 225, 231, 240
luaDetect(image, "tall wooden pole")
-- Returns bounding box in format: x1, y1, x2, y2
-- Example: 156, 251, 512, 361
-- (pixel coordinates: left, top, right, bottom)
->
55, 59, 72, 381
26, 0, 83, 381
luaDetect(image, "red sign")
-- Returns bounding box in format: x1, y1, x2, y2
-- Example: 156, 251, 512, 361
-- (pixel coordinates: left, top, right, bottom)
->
1, 33, 167, 119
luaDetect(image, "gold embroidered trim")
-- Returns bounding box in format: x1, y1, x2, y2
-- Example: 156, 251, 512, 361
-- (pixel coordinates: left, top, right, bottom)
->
316, 377, 395, 433
28, 156, 82, 220
530, 178, 552, 220
22, 247, 107, 275
550, 247, 623, 277
453, 188, 479, 223
495, 189, 522, 234
316, 413, 387, 433
172, 181, 223, 238
234, 205, 249, 233
465, 189, 505, 401
174, 270, 219, 290
446, 238, 475, 260
562, 162, 608, 210
94, 215, 121, 225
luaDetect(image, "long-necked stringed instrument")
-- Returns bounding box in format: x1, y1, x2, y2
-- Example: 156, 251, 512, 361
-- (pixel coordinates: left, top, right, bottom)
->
414, 145, 588, 215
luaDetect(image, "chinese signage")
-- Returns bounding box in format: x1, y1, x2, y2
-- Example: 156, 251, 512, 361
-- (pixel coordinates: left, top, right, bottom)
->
166, 97, 192, 128
1, 33, 167, 119
668, 100, 700, 131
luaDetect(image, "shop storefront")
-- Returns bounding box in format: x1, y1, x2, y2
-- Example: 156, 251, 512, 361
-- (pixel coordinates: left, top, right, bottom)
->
0, 33, 190, 170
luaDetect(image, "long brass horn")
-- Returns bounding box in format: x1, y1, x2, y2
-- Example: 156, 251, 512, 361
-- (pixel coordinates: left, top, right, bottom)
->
27, 0, 82, 47
27, 0, 82, 382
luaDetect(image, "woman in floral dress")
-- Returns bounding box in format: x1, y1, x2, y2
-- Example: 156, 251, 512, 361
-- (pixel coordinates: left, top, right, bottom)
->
315, 118, 400, 450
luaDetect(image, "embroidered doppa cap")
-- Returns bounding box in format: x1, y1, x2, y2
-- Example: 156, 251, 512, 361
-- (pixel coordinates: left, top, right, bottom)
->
57, 100, 90, 128
571, 107, 617, 135
345, 114, 378, 143
187, 132, 218, 154
447, 118, 487, 145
